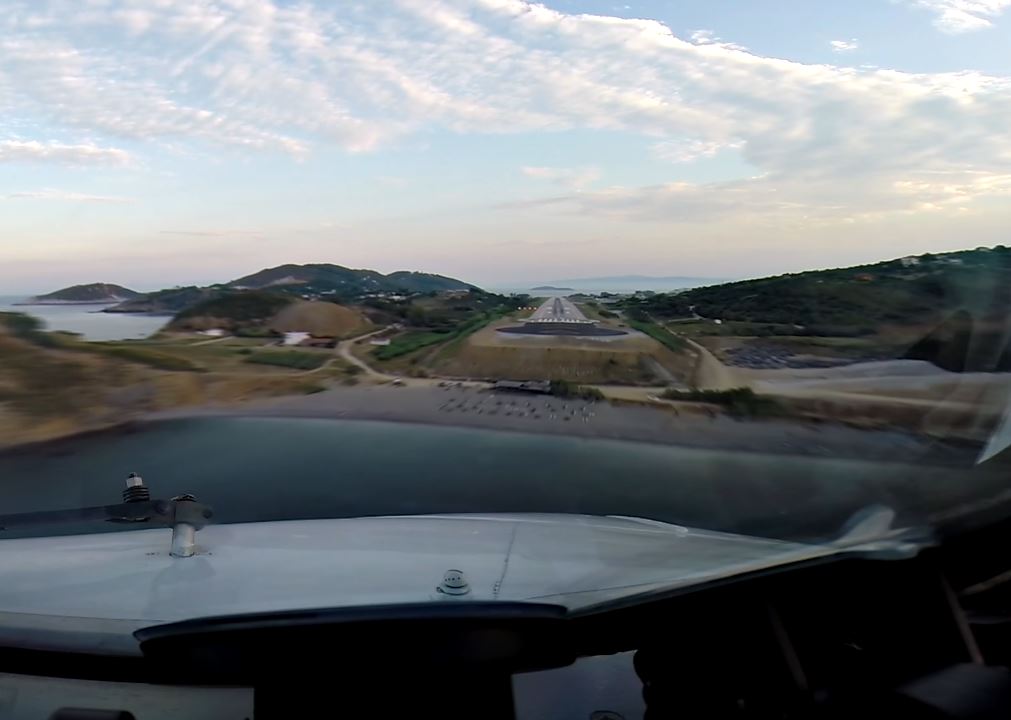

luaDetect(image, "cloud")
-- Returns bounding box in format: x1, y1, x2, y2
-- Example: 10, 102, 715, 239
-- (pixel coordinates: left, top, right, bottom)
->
0, 140, 131, 165
689, 29, 748, 51
830, 38, 860, 52
907, 1, 1011, 33
652, 139, 744, 164
5, 189, 131, 202
521, 166, 601, 190
159, 229, 264, 238
0, 0, 1007, 230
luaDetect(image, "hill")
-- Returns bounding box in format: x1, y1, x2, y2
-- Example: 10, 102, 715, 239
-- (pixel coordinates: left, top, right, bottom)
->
628, 248, 1011, 332
103, 286, 218, 314
626, 246, 1011, 372
268, 300, 371, 337
169, 291, 295, 332
229, 263, 477, 297
28, 283, 141, 304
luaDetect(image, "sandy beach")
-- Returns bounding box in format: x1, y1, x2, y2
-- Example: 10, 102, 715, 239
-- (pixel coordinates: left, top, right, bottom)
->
147, 382, 975, 466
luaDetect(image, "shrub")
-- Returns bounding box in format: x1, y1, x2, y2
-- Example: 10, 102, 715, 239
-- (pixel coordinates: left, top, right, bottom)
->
626, 319, 687, 351
244, 350, 327, 370
659, 387, 782, 417
85, 344, 205, 372
549, 379, 604, 401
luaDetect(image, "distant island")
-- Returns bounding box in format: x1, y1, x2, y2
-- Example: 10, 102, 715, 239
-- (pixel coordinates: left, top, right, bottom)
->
22, 283, 142, 305
520, 276, 728, 293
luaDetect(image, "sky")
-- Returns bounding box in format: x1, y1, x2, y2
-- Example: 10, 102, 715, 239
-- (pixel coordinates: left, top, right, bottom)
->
1, 0, 1010, 293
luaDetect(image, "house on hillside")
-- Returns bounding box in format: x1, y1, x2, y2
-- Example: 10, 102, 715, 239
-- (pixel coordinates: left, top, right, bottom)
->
899, 256, 921, 267
370, 338, 391, 346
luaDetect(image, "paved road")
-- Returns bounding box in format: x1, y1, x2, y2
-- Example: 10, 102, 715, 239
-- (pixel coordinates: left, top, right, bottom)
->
528, 296, 591, 323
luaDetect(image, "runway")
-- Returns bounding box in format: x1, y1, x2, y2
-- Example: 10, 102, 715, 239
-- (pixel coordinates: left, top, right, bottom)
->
499, 296, 629, 336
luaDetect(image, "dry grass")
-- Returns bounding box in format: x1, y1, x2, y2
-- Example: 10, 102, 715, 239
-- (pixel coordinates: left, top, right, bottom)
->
433, 343, 652, 382
269, 300, 370, 338
426, 320, 696, 384
0, 327, 342, 449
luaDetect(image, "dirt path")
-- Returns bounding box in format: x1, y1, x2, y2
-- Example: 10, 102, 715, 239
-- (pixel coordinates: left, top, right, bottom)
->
336, 327, 397, 380
187, 334, 232, 347
646, 314, 741, 390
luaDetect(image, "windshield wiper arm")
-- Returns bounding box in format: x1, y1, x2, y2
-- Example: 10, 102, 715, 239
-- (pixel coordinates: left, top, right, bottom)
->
0, 473, 212, 557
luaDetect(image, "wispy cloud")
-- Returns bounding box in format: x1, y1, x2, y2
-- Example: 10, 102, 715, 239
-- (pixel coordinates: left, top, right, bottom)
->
5, 189, 132, 203
689, 29, 748, 51
907, 1, 1011, 33
652, 139, 744, 164
0, 0, 1008, 230
159, 229, 264, 238
830, 38, 860, 52
521, 166, 601, 190
0, 140, 131, 165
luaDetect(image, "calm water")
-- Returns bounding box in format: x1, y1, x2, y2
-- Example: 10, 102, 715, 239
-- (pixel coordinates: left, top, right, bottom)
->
0, 417, 1003, 542
0, 296, 167, 341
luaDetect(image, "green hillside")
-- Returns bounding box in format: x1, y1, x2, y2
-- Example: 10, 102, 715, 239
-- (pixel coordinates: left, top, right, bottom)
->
627, 247, 1011, 335
228, 263, 477, 297
103, 286, 217, 314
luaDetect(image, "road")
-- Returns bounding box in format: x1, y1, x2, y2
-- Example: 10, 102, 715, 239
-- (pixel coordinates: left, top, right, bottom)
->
528, 296, 592, 323
335, 327, 397, 380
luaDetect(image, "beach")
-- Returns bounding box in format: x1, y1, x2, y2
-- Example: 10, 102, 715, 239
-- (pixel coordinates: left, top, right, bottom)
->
146, 382, 973, 466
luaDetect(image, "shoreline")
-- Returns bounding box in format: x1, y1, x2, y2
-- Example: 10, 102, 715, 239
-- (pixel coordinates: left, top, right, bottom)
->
63, 383, 979, 466
0, 380, 985, 465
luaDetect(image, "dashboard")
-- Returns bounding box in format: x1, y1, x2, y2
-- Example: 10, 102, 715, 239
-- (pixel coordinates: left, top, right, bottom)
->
1, 520, 1009, 720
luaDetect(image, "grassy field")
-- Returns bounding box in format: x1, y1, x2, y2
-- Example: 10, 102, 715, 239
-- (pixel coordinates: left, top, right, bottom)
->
244, 349, 329, 370
427, 320, 696, 384
370, 308, 514, 364
625, 319, 688, 352
0, 316, 344, 448
373, 331, 452, 360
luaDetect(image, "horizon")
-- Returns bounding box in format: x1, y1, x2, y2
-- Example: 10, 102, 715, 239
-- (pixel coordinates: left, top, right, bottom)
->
3, 1, 1010, 293
5, 242, 998, 297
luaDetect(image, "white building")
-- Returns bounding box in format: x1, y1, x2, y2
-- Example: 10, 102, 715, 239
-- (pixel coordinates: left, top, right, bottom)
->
282, 332, 311, 346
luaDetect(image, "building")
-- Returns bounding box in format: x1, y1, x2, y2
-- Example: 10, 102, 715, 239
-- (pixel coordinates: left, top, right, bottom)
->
370, 338, 391, 346
282, 332, 311, 346
899, 256, 921, 267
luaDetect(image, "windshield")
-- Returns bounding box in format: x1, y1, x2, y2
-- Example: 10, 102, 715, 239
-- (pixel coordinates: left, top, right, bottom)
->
1, 0, 1010, 639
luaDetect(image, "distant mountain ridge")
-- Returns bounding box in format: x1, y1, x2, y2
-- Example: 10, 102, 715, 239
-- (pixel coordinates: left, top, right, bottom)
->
519, 275, 728, 292
27, 283, 141, 304
229, 263, 477, 295
98, 263, 478, 315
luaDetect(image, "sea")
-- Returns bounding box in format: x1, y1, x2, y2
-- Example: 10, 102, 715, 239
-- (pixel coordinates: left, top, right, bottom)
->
0, 296, 168, 341
0, 416, 1003, 543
